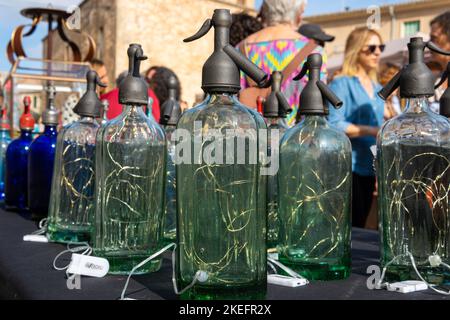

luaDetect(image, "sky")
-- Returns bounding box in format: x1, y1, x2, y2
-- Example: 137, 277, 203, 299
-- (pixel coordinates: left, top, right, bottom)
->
0, 0, 413, 72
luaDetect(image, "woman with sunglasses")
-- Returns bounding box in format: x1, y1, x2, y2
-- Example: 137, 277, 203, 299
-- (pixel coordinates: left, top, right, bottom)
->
327, 27, 386, 228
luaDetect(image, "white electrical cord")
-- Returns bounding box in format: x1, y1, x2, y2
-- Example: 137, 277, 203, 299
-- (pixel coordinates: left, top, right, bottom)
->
120, 243, 208, 300
171, 247, 208, 295
32, 218, 48, 235
376, 253, 408, 289
407, 252, 450, 296
267, 260, 278, 274
52, 242, 92, 271
377, 251, 450, 295
120, 243, 176, 300
267, 257, 309, 284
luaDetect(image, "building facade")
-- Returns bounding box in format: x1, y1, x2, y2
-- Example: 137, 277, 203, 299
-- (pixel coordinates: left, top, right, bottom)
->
45, 0, 256, 106
305, 0, 450, 62
46, 0, 448, 104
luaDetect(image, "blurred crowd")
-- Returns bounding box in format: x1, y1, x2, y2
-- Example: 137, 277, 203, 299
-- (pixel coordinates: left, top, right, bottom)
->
2, 0, 450, 230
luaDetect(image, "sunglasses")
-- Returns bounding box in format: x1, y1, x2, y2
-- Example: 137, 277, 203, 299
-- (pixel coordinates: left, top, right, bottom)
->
363, 44, 386, 54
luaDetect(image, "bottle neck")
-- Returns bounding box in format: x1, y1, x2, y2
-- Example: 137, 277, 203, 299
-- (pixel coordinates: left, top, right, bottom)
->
403, 96, 430, 114
122, 104, 146, 119
0, 130, 10, 138
43, 124, 58, 135
208, 93, 238, 105
214, 25, 229, 52
302, 114, 328, 126
80, 116, 96, 123
409, 46, 424, 64
20, 129, 33, 138
266, 117, 287, 126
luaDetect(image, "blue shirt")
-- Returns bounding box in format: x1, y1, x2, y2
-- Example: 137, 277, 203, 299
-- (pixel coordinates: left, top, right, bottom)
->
328, 76, 385, 176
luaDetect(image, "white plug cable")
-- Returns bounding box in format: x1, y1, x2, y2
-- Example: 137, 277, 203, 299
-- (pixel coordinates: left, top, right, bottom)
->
53, 242, 92, 271
120, 243, 175, 300
23, 218, 49, 242
171, 244, 209, 295
267, 260, 278, 274
33, 218, 48, 235
267, 257, 309, 287
120, 243, 209, 300
407, 252, 450, 296
376, 251, 450, 295
375, 253, 408, 289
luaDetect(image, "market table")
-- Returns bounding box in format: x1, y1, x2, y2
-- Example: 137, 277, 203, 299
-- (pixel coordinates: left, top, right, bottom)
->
0, 208, 448, 300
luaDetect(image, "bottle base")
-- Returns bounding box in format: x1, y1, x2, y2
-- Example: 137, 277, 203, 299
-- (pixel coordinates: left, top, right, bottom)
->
95, 252, 162, 275
179, 280, 266, 300
278, 258, 351, 281
383, 264, 450, 285
162, 232, 176, 246
47, 226, 91, 244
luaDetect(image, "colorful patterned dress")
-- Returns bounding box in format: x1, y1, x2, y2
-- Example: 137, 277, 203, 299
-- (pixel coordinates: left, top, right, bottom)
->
240, 36, 327, 126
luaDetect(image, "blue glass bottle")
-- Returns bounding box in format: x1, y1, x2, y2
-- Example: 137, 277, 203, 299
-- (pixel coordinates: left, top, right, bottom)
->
5, 97, 35, 211
0, 108, 12, 201
28, 86, 59, 220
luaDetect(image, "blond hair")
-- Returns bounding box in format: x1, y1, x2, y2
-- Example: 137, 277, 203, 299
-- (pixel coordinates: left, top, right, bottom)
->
341, 27, 383, 81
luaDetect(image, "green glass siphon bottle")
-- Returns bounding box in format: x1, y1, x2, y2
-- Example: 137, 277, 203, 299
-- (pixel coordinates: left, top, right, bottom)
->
278, 53, 352, 280
159, 75, 183, 245
93, 44, 166, 275
47, 71, 106, 243
261, 72, 291, 251
377, 38, 450, 284
177, 9, 269, 300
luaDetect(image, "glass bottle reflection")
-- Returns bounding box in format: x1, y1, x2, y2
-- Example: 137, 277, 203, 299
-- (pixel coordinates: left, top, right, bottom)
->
93, 44, 166, 275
